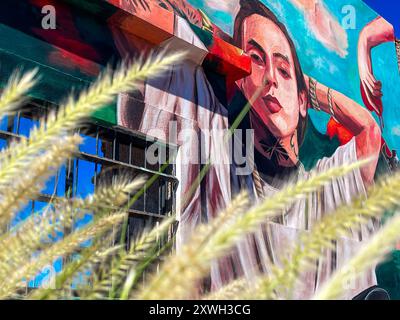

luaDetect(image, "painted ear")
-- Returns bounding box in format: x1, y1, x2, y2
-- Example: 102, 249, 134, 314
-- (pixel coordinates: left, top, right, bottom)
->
299, 90, 308, 118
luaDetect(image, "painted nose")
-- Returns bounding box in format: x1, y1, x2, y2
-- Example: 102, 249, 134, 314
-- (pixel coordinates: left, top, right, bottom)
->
262, 68, 278, 89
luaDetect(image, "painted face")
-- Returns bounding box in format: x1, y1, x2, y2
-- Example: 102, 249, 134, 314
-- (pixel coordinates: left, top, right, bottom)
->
238, 14, 306, 142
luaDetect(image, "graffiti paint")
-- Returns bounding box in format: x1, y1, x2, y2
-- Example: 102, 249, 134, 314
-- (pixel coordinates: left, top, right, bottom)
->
0, 0, 399, 299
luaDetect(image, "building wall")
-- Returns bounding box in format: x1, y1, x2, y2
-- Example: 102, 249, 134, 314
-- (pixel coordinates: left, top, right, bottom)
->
1, 0, 399, 298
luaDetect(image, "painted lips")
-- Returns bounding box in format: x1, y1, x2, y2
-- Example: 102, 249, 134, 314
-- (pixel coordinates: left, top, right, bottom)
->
262, 95, 282, 114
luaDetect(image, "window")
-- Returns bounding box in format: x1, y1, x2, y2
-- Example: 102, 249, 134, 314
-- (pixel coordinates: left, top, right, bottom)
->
1, 99, 178, 290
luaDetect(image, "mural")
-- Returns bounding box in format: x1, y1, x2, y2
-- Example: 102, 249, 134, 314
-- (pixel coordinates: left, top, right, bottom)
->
0, 0, 399, 298
112, 0, 400, 298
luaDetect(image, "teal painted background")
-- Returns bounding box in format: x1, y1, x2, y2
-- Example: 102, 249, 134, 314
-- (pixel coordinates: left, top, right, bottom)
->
188, 0, 400, 154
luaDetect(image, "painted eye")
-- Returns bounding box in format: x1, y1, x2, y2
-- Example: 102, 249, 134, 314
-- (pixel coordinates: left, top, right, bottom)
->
251, 54, 264, 65
278, 68, 290, 79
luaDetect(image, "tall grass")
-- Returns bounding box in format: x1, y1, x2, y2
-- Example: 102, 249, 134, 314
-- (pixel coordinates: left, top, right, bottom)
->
0, 55, 398, 300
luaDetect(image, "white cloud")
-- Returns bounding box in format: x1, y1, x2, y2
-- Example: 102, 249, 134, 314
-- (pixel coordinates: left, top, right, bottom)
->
392, 125, 400, 136
289, 0, 349, 57
312, 55, 339, 75
205, 0, 239, 13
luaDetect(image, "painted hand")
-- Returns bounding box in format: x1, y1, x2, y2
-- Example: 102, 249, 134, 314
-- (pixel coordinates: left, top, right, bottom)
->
358, 41, 383, 117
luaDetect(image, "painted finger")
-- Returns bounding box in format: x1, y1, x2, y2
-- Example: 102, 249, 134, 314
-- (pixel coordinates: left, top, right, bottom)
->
361, 82, 379, 113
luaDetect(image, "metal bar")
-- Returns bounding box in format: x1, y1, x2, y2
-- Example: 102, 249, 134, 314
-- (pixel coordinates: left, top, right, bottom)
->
15, 112, 21, 134
35, 194, 167, 219
112, 130, 116, 161
0, 130, 20, 140
128, 141, 132, 165
77, 151, 178, 182
73, 159, 78, 197
0, 129, 176, 183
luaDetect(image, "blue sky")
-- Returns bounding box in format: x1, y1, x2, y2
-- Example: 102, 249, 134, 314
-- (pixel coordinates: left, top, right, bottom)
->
363, 0, 400, 35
